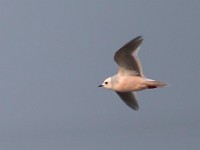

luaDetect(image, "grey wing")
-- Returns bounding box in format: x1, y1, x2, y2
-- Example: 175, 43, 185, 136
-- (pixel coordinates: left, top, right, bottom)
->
114, 36, 144, 77
116, 92, 139, 110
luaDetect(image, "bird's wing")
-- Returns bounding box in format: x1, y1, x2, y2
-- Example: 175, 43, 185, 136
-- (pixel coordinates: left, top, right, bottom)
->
114, 36, 144, 77
116, 92, 139, 110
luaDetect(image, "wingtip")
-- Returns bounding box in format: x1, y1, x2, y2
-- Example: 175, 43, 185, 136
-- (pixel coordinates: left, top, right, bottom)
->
131, 106, 139, 111
136, 35, 143, 41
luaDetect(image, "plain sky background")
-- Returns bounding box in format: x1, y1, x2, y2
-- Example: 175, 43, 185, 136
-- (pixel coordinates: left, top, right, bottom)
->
0, 0, 199, 150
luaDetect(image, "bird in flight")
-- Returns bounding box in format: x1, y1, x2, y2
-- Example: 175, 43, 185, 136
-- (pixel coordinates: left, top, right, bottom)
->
99, 36, 166, 110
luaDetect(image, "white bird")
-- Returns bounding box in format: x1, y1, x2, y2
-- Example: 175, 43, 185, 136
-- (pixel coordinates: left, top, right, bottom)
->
99, 36, 166, 110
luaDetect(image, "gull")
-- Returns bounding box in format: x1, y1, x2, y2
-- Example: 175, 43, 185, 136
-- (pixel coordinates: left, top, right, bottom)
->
99, 36, 166, 110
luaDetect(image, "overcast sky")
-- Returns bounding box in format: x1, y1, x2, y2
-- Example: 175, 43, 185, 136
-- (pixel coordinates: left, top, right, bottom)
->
0, 0, 199, 150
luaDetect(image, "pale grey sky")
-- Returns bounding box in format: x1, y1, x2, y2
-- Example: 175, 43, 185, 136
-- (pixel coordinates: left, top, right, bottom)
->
0, 0, 199, 150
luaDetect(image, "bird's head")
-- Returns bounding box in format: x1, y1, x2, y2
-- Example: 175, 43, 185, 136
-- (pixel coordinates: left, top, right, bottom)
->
98, 77, 112, 89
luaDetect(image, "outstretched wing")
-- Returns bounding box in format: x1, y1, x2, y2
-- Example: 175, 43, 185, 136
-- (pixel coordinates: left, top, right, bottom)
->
116, 92, 139, 110
114, 36, 144, 77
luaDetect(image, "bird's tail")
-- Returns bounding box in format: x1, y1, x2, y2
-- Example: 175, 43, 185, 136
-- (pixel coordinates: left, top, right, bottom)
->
145, 79, 167, 89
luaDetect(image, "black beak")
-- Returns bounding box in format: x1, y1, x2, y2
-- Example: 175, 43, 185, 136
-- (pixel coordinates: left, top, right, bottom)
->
98, 85, 103, 87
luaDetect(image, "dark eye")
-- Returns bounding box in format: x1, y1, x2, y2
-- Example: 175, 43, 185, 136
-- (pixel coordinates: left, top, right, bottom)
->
105, 82, 108, 85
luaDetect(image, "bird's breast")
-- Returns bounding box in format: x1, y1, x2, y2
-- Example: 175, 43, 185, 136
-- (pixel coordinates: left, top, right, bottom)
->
113, 76, 146, 92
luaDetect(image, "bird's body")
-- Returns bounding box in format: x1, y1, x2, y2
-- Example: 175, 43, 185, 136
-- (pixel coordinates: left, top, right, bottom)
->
99, 36, 166, 110
111, 75, 147, 92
